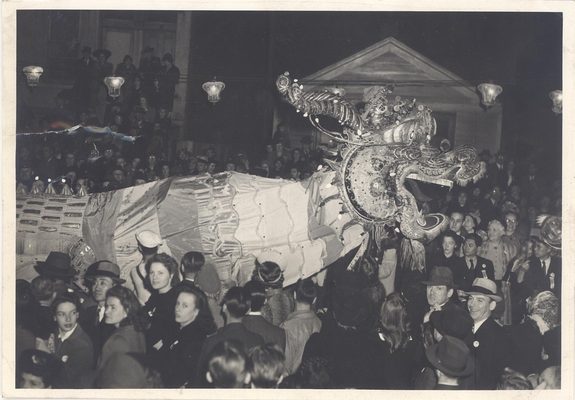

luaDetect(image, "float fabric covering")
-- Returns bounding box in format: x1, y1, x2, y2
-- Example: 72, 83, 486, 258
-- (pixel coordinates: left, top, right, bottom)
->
17, 172, 364, 287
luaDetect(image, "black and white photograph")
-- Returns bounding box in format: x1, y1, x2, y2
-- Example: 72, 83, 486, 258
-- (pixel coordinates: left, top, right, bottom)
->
3, 1, 573, 398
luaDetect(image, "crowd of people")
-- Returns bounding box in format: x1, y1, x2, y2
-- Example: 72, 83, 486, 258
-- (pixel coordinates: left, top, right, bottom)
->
14, 43, 562, 391
15, 124, 325, 195
14, 135, 562, 390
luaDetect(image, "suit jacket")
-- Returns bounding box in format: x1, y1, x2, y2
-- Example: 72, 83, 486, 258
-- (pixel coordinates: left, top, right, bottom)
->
522, 256, 560, 299
471, 317, 510, 390
461, 256, 495, 291
53, 325, 94, 388
195, 322, 264, 387
79, 305, 116, 365
98, 324, 146, 370
159, 319, 212, 388
242, 314, 286, 351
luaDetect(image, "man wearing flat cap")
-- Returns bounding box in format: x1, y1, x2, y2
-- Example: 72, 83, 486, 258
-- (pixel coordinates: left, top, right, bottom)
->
465, 277, 510, 389
80, 260, 125, 363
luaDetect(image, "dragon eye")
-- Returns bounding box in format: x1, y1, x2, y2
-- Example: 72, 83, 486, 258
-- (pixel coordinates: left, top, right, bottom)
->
371, 157, 385, 171
369, 177, 386, 197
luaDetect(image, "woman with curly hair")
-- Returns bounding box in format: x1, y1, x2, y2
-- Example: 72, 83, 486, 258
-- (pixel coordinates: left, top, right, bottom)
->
98, 285, 147, 369
252, 261, 294, 326
479, 219, 513, 281
371, 293, 421, 389
143, 253, 180, 354
157, 285, 217, 388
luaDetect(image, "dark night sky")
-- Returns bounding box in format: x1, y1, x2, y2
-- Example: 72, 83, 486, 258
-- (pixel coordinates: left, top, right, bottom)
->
184, 11, 561, 172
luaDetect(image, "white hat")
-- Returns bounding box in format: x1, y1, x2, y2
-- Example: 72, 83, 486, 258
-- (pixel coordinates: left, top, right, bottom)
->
136, 230, 163, 248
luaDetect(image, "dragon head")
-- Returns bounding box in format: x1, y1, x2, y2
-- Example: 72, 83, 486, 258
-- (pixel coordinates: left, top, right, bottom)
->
277, 73, 485, 243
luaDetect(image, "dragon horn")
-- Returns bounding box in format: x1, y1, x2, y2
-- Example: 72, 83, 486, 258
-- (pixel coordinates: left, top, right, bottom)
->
276, 73, 365, 136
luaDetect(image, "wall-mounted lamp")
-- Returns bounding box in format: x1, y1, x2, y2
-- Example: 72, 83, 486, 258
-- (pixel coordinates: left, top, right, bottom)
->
23, 65, 44, 87
202, 78, 225, 104
477, 83, 503, 108
549, 90, 562, 114
104, 77, 125, 98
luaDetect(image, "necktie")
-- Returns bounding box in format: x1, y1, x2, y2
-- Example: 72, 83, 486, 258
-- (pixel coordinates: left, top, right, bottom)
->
97, 306, 104, 324
468, 258, 474, 270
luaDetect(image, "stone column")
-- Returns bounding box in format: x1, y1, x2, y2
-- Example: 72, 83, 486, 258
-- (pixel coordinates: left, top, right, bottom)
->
172, 11, 192, 138
78, 11, 101, 49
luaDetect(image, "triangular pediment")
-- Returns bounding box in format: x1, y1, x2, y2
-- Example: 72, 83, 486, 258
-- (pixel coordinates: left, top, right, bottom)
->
304, 37, 479, 104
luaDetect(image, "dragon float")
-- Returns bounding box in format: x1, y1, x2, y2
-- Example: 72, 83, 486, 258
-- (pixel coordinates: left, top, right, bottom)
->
16, 73, 485, 288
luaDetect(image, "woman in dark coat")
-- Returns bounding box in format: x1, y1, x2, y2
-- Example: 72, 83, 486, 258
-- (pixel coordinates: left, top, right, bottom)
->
99, 286, 147, 370
371, 293, 422, 389
158, 285, 217, 387
49, 296, 94, 388
142, 253, 180, 354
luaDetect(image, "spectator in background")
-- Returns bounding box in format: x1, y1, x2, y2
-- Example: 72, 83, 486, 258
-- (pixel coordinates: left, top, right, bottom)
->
465, 278, 510, 389
158, 285, 216, 388
205, 340, 250, 389
425, 335, 474, 390
479, 220, 512, 282
462, 213, 479, 235
98, 285, 147, 370
371, 293, 421, 389
251, 261, 294, 326
158, 53, 180, 111
242, 280, 286, 351
115, 55, 138, 90
17, 349, 62, 389
280, 279, 321, 375
16, 280, 38, 359
48, 296, 94, 388
247, 344, 286, 388
143, 253, 180, 356
461, 233, 495, 291
80, 261, 125, 364
30, 276, 57, 341
196, 287, 264, 387
74, 46, 97, 112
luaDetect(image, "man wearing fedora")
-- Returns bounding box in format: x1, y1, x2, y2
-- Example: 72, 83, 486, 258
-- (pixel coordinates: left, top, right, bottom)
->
425, 335, 475, 389
80, 260, 125, 364
465, 277, 510, 389
421, 266, 463, 329
414, 305, 475, 389
34, 251, 87, 302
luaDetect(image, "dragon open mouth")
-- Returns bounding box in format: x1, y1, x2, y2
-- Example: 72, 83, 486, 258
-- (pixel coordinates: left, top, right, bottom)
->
402, 172, 453, 234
